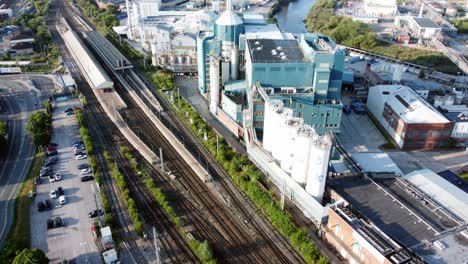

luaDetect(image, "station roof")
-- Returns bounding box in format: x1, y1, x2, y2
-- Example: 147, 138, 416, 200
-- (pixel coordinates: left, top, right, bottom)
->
404, 169, 468, 222
62, 29, 113, 89
84, 31, 133, 70
372, 85, 450, 124
247, 39, 305, 63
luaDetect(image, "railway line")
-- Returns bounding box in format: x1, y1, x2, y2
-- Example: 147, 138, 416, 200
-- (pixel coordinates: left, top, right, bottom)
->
59, 0, 310, 262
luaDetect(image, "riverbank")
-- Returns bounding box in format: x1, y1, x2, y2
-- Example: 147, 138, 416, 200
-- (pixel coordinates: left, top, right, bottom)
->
304, 0, 459, 74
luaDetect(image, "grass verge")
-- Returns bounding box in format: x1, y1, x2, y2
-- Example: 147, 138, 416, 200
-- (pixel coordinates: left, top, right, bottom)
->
459, 172, 468, 181
0, 151, 43, 264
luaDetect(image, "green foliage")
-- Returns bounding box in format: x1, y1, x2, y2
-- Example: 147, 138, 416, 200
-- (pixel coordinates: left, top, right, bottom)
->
418, 69, 425, 79
75, 109, 94, 154
305, 0, 459, 73
453, 19, 468, 34
12, 248, 48, 264
459, 171, 468, 180
0, 121, 7, 151
152, 71, 175, 90
26, 111, 52, 145
104, 150, 144, 235
43, 99, 53, 116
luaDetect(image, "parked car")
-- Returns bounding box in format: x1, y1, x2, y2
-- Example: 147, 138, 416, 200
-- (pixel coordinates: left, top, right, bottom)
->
44, 159, 56, 166
35, 176, 41, 185
66, 111, 75, 116
54, 173, 62, 181
44, 199, 52, 210
80, 176, 94, 182
342, 105, 351, 114
74, 151, 85, 156
77, 163, 89, 170
46, 145, 56, 152
59, 195, 67, 205
354, 106, 366, 115
88, 209, 104, 218
46, 150, 57, 157
47, 219, 54, 229
64, 108, 73, 113
50, 189, 57, 199
74, 146, 85, 152
40, 166, 51, 173
75, 154, 87, 160
37, 201, 45, 212
72, 141, 84, 147
40, 171, 52, 178
48, 143, 58, 147
57, 187, 64, 196
48, 174, 56, 183
81, 168, 92, 175
53, 217, 64, 228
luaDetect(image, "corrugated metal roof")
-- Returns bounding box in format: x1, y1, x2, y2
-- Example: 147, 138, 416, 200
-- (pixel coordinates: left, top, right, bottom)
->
404, 169, 468, 222
351, 152, 403, 175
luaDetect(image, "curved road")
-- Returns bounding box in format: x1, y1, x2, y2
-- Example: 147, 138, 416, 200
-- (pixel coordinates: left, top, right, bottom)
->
0, 79, 42, 248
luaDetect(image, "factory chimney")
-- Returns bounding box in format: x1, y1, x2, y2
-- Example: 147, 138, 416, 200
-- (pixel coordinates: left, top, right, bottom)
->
419, 3, 424, 18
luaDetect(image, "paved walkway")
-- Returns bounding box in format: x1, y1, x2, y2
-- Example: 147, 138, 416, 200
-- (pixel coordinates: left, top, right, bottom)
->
175, 77, 246, 154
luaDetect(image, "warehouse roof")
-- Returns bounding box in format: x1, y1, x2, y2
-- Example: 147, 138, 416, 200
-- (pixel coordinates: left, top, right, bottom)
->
373, 85, 450, 124
247, 39, 305, 63
351, 152, 403, 176
404, 169, 468, 222
412, 17, 440, 29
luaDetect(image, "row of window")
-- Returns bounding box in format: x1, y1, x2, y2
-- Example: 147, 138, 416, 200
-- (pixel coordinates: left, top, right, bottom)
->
407, 129, 451, 138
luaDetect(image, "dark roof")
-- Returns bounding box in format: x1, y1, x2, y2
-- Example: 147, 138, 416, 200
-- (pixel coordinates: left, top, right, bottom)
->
442, 111, 468, 122
437, 170, 468, 193
11, 30, 34, 41
412, 17, 439, 28
11, 42, 33, 50
247, 39, 305, 63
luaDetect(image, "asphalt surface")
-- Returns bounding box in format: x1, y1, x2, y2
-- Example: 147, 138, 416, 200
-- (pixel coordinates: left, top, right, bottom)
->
30, 98, 103, 264
0, 79, 40, 248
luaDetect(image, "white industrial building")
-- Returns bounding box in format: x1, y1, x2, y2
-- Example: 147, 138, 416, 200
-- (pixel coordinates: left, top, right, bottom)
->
403, 169, 468, 223
262, 100, 332, 200
395, 15, 441, 40
364, 0, 397, 17
439, 104, 468, 145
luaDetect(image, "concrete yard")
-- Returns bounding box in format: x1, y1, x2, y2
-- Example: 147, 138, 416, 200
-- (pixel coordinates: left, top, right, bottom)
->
30, 97, 102, 264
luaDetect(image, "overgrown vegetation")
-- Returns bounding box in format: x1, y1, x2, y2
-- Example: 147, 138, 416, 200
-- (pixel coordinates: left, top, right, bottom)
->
151, 80, 328, 264
26, 110, 52, 146
305, 0, 459, 73
12, 248, 49, 264
453, 19, 468, 34
0, 152, 43, 264
103, 151, 144, 235
460, 171, 468, 180
119, 146, 216, 263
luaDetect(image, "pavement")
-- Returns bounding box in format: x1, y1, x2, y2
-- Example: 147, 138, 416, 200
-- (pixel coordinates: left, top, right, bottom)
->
30, 97, 102, 264
0, 79, 41, 248
175, 76, 246, 154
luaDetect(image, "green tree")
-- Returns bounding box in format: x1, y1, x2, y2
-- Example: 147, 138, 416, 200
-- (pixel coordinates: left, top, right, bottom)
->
197, 240, 213, 262
26, 111, 52, 146
12, 248, 49, 264
152, 71, 175, 90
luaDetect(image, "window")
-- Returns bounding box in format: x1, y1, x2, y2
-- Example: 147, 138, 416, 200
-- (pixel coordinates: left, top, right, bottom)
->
334, 224, 341, 236
255, 67, 266, 72
270, 67, 280, 72
382, 91, 390, 95
285, 67, 296, 72
443, 129, 451, 136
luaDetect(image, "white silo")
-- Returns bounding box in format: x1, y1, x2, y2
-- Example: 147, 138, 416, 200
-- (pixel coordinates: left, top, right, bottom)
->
290, 130, 312, 185
230, 47, 239, 80
209, 56, 220, 114
305, 136, 331, 201
279, 121, 298, 174
262, 100, 277, 153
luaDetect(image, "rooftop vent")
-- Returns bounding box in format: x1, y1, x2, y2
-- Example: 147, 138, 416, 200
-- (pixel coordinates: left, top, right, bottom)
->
279, 52, 285, 56
255, 41, 260, 45
277, 46, 282, 50
280, 55, 287, 60
256, 46, 262, 51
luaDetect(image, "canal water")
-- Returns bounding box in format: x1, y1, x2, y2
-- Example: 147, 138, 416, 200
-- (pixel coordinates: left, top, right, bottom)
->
274, 0, 317, 34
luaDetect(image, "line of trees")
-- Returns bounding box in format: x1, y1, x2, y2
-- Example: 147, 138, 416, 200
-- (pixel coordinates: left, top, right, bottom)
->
0, 121, 7, 152
26, 111, 52, 146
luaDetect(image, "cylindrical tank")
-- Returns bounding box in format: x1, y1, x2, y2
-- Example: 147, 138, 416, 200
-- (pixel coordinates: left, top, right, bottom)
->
169, 56, 175, 65
177, 56, 183, 64
160, 55, 167, 65
279, 123, 297, 174
151, 43, 157, 55
230, 48, 238, 80
290, 131, 312, 185
186, 56, 191, 65
263, 102, 275, 153
209, 57, 220, 114
305, 138, 331, 201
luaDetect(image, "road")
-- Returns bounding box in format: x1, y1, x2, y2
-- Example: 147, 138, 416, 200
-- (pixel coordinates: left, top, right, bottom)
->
0, 79, 41, 248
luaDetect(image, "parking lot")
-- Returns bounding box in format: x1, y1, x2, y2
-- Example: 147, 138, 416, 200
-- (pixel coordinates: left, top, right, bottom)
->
337, 92, 386, 152
30, 97, 103, 264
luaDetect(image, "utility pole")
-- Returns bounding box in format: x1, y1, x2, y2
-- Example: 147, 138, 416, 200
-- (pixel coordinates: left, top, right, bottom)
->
159, 148, 164, 172
153, 227, 161, 264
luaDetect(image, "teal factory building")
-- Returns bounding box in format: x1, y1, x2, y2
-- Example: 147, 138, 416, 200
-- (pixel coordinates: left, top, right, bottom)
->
196, 1, 345, 137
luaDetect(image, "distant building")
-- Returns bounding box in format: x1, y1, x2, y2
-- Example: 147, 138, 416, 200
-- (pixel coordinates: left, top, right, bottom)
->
364, 0, 397, 17
439, 104, 468, 146
324, 203, 423, 264
367, 85, 454, 149
395, 16, 441, 39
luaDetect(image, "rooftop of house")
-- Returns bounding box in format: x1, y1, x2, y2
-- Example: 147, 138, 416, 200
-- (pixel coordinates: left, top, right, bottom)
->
412, 17, 440, 29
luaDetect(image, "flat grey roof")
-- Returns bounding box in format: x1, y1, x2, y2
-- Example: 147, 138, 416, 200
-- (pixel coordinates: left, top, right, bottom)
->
329, 176, 459, 247
413, 17, 440, 29
84, 31, 133, 70
247, 39, 305, 63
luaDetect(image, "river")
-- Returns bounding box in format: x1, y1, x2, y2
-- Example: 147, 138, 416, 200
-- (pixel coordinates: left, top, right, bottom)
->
274, 0, 317, 34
